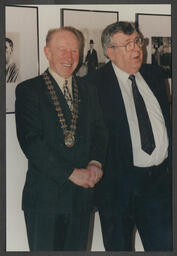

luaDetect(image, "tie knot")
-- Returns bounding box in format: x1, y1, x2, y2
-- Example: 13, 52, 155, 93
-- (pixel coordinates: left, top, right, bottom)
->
129, 74, 135, 82
64, 79, 68, 86
63, 80, 68, 91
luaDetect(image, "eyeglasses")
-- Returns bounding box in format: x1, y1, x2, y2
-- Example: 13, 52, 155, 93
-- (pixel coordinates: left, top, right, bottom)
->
111, 37, 144, 52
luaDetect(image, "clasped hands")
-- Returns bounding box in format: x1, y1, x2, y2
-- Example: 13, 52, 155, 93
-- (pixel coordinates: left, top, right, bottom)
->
69, 163, 103, 188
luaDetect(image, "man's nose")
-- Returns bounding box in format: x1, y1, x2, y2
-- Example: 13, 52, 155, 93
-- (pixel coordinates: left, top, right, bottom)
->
64, 50, 73, 59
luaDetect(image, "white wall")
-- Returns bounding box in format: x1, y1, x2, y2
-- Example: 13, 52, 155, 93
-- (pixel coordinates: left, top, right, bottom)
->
37, 4, 171, 73
6, 4, 171, 251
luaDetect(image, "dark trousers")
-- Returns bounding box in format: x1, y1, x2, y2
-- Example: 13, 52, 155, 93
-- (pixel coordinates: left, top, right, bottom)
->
24, 210, 91, 251
98, 160, 172, 251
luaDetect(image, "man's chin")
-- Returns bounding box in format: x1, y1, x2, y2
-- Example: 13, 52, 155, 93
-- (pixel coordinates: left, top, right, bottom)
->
132, 62, 142, 73
56, 68, 74, 78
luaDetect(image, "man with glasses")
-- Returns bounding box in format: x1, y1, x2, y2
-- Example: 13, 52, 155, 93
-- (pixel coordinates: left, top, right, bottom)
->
84, 21, 172, 251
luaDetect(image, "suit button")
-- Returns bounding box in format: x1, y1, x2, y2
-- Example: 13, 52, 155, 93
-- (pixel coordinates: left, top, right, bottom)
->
148, 170, 152, 176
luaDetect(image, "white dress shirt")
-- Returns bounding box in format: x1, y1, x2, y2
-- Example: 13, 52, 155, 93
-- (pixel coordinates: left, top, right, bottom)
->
112, 63, 168, 167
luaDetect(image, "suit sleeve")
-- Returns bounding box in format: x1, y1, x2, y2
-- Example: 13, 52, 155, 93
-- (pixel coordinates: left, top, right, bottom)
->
88, 84, 108, 167
95, 51, 98, 67
15, 81, 75, 187
85, 50, 89, 62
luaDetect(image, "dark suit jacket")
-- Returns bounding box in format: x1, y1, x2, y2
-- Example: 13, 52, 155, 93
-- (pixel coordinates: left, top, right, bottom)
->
84, 61, 171, 206
85, 49, 98, 72
15, 70, 108, 215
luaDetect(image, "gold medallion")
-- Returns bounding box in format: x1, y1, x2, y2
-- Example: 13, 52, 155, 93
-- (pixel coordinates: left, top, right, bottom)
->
64, 131, 75, 148
43, 71, 78, 149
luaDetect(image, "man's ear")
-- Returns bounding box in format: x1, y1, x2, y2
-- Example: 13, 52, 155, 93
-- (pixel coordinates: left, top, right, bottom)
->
44, 46, 50, 61
106, 47, 114, 62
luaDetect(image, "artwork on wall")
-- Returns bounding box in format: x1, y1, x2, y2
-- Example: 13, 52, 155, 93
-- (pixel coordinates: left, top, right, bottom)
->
151, 36, 171, 78
136, 14, 171, 79
61, 8, 118, 77
6, 5, 39, 113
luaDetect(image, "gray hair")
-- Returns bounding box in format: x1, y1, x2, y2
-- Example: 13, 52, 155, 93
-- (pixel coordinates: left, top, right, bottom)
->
101, 21, 139, 58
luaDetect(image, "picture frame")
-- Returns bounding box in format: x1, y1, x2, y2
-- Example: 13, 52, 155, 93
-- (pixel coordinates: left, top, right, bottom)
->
136, 14, 171, 79
5, 5, 39, 113
61, 8, 118, 77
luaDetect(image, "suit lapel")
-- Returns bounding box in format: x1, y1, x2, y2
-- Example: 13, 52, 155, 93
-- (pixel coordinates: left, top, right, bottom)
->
140, 65, 160, 98
75, 76, 86, 127
103, 62, 133, 163
140, 65, 170, 138
140, 65, 167, 121
44, 70, 73, 125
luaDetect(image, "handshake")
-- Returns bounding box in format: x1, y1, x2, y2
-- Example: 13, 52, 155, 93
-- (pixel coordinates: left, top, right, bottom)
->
69, 162, 103, 188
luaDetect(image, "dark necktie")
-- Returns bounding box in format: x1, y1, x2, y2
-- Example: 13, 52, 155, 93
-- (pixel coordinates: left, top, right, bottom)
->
129, 75, 155, 155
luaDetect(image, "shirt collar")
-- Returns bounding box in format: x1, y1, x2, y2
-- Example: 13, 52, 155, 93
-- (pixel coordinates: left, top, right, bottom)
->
48, 67, 72, 89
112, 62, 139, 83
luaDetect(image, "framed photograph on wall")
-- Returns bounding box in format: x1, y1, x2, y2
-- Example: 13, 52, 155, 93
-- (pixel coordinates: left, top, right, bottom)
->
6, 5, 39, 113
136, 14, 171, 79
61, 8, 118, 77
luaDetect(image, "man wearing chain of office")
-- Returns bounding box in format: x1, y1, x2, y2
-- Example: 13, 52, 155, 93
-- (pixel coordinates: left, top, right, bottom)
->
15, 26, 108, 251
